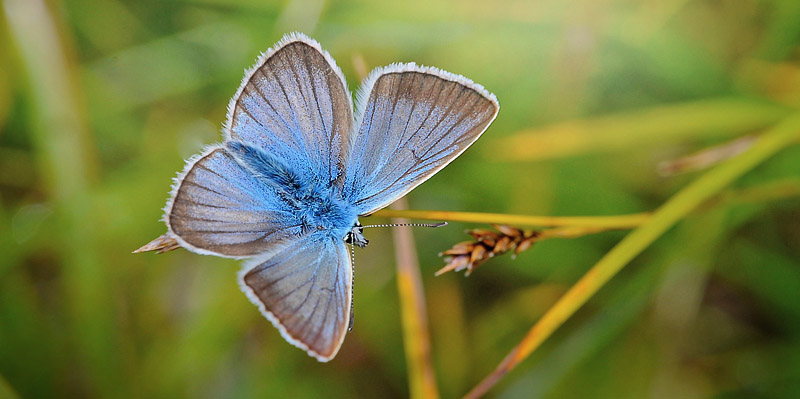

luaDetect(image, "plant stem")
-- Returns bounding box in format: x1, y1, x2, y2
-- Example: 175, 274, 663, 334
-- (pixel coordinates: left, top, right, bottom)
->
391, 199, 440, 399
373, 209, 651, 228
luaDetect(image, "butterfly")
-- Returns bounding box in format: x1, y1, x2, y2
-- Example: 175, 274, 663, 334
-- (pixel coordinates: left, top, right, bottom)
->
152, 33, 498, 361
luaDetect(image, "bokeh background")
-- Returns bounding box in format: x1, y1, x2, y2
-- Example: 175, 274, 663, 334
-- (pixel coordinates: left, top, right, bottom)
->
2, 0, 800, 398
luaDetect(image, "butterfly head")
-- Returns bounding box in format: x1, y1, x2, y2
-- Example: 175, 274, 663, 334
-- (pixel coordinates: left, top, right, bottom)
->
344, 221, 369, 248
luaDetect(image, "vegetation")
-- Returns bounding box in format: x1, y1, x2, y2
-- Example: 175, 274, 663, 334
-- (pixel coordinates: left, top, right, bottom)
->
2, 0, 800, 397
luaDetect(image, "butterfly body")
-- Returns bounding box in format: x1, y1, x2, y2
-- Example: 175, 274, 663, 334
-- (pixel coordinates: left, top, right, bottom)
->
226, 141, 358, 240
154, 33, 498, 361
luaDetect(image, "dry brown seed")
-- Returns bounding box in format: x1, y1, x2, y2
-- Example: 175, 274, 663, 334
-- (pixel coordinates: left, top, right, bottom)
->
436, 255, 470, 276
493, 224, 522, 237
494, 236, 513, 253
470, 245, 487, 264
441, 241, 477, 255
515, 237, 537, 254
134, 233, 181, 254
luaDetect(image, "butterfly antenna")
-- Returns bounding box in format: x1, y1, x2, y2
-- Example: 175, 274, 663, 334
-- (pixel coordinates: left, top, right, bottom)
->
361, 221, 448, 229
345, 222, 446, 331
348, 242, 355, 332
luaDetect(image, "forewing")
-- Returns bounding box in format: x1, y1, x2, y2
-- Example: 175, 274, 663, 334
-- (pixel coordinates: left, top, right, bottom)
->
166, 146, 300, 257
344, 64, 499, 214
239, 233, 352, 362
226, 33, 352, 185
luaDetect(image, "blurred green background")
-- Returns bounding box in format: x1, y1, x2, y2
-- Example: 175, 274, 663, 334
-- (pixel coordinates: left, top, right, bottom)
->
2, 0, 800, 398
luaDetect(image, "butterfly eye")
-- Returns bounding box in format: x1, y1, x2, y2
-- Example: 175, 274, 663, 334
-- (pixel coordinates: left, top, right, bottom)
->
344, 223, 369, 248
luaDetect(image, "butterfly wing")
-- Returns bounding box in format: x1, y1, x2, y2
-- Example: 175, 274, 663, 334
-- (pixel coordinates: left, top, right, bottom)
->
344, 64, 499, 215
165, 146, 301, 257
165, 34, 353, 257
225, 33, 352, 186
239, 232, 352, 362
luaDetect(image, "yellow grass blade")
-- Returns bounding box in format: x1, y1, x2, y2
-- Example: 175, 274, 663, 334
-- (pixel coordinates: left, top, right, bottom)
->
391, 199, 440, 399
373, 209, 650, 229
484, 98, 788, 161
463, 113, 800, 399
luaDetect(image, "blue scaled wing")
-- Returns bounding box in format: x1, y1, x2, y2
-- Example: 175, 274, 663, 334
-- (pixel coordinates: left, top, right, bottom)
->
239, 233, 352, 362
165, 146, 301, 257
344, 64, 499, 215
166, 33, 355, 258
224, 33, 353, 186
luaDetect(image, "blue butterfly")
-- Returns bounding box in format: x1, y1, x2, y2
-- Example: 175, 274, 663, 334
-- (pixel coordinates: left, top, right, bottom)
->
160, 33, 498, 361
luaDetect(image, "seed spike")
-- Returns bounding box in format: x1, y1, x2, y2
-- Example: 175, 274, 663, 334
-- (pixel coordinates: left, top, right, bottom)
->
437, 225, 541, 276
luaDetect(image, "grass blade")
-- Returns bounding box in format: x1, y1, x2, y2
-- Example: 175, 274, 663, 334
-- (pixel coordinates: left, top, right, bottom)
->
464, 113, 800, 398
373, 209, 650, 228
391, 199, 440, 399
485, 98, 789, 161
